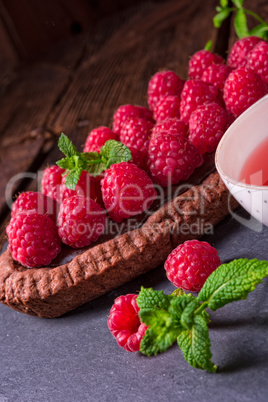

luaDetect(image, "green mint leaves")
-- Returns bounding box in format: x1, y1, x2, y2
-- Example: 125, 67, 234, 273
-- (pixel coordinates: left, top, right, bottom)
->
214, 0, 268, 39
56, 133, 132, 190
198, 258, 268, 310
136, 258, 268, 373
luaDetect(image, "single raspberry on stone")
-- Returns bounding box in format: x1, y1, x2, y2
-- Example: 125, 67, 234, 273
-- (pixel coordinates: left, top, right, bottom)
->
128, 146, 149, 173
108, 294, 147, 352
188, 49, 224, 80
223, 67, 267, 117
164, 240, 221, 292
112, 104, 154, 135
147, 70, 184, 111
120, 117, 154, 154
151, 118, 188, 140
246, 41, 268, 84
153, 95, 181, 122
188, 103, 234, 154
60, 170, 103, 206
148, 133, 203, 187
101, 162, 157, 223
6, 212, 61, 268
57, 195, 106, 248
227, 36, 263, 69
41, 165, 64, 202
11, 191, 59, 222
83, 126, 119, 153
180, 80, 223, 123
201, 63, 233, 91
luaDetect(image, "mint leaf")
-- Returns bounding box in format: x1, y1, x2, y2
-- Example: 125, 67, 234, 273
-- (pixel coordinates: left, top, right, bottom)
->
232, 0, 244, 8
234, 9, 249, 38
198, 258, 268, 311
137, 287, 171, 310
58, 133, 79, 158
64, 168, 83, 190
57, 135, 133, 188
249, 24, 268, 39
204, 40, 213, 51
139, 309, 181, 356
220, 0, 228, 7
213, 7, 233, 28
100, 140, 132, 168
178, 315, 217, 373
138, 289, 203, 356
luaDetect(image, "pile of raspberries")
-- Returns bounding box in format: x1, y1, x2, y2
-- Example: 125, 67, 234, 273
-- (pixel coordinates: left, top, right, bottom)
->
6, 37, 268, 268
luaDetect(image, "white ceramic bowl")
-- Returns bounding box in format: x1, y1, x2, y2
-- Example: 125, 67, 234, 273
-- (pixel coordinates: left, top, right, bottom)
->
215, 94, 268, 227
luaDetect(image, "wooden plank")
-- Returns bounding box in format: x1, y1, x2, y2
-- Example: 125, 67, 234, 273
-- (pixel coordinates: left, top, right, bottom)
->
48, 0, 219, 139
0, 64, 70, 217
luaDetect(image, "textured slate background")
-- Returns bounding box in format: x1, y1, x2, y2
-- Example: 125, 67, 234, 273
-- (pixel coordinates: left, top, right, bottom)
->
0, 208, 268, 402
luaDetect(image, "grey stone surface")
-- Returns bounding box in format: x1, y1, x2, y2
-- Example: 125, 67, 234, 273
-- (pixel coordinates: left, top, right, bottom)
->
0, 208, 268, 402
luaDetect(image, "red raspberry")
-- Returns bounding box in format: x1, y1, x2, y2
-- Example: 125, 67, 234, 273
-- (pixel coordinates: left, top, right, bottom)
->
6, 212, 61, 268
246, 41, 268, 85
188, 103, 234, 154
227, 36, 263, 69
58, 195, 106, 248
128, 146, 149, 173
112, 104, 154, 135
11, 191, 59, 222
147, 70, 184, 111
188, 49, 224, 80
148, 133, 203, 187
180, 80, 223, 123
83, 126, 119, 153
153, 95, 181, 122
201, 63, 233, 91
223, 67, 267, 117
151, 118, 188, 140
108, 294, 147, 352
164, 240, 221, 292
120, 117, 154, 154
41, 165, 64, 202
60, 170, 103, 206
101, 162, 157, 223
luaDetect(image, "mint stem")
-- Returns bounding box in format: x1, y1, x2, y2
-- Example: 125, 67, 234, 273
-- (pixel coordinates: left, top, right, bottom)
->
194, 302, 208, 316
243, 8, 267, 25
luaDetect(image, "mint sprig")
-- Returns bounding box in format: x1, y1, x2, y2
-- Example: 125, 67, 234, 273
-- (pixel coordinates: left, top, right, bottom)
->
136, 258, 268, 372
214, 0, 268, 39
56, 133, 132, 190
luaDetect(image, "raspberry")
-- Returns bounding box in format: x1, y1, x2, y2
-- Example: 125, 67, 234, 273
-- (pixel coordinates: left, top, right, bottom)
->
147, 70, 184, 111
120, 117, 154, 154
151, 118, 188, 140
201, 63, 233, 91
246, 41, 268, 84
188, 103, 234, 154
164, 240, 221, 292
6, 212, 61, 268
41, 165, 64, 202
83, 126, 119, 153
11, 191, 59, 222
101, 162, 157, 222
58, 195, 106, 248
108, 294, 147, 352
128, 146, 149, 173
223, 67, 267, 117
153, 95, 181, 122
60, 170, 103, 206
148, 133, 203, 187
188, 49, 224, 80
227, 36, 263, 69
180, 80, 223, 123
112, 104, 154, 135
